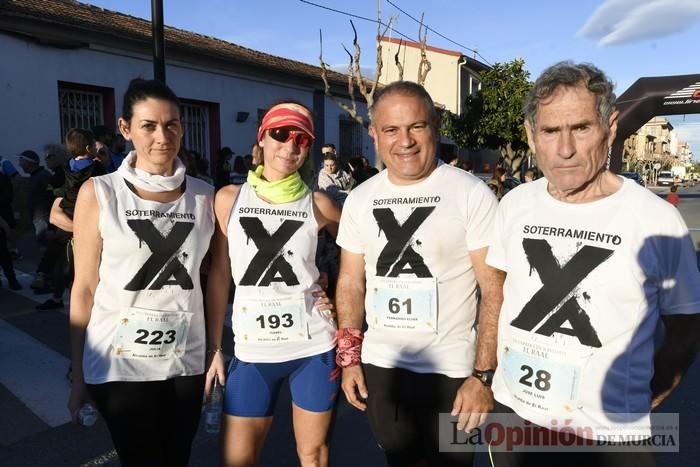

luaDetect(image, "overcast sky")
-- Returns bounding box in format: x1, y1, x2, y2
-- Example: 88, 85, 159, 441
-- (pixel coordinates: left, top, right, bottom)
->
85, 0, 700, 157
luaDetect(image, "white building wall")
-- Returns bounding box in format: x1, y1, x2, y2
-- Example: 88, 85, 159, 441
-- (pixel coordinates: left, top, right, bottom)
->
0, 33, 374, 167
379, 39, 460, 113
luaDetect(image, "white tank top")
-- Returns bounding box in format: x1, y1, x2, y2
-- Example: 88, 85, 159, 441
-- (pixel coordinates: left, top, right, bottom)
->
83, 173, 214, 384
228, 184, 336, 362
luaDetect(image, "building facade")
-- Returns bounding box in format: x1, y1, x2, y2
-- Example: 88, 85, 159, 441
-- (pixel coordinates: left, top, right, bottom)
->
0, 0, 375, 173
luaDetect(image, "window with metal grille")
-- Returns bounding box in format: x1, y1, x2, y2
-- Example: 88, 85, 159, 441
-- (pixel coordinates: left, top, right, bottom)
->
182, 102, 210, 158
339, 118, 364, 157
58, 88, 104, 141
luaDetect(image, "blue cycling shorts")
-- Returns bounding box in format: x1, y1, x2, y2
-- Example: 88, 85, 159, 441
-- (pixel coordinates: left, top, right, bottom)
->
223, 348, 339, 417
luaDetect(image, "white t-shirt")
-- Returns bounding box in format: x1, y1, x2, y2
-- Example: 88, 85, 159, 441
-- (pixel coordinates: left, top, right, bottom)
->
228, 184, 336, 362
337, 162, 498, 377
487, 177, 700, 438
84, 174, 214, 383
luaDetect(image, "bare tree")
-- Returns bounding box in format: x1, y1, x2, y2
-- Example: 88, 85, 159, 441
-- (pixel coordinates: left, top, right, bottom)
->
319, 7, 432, 126
319, 16, 391, 127
416, 14, 431, 86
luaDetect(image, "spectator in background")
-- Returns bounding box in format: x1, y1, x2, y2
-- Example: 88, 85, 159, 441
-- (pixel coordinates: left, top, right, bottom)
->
250, 142, 263, 169
0, 154, 19, 178
196, 155, 214, 185
229, 155, 248, 185
110, 133, 127, 168
460, 160, 474, 174
347, 155, 378, 186
18, 150, 52, 239
92, 125, 117, 172
43, 144, 70, 198
321, 143, 336, 157
94, 141, 113, 172
523, 168, 536, 183
30, 145, 67, 293
487, 166, 507, 200
0, 171, 20, 290
362, 156, 379, 176
215, 146, 234, 190
666, 184, 680, 207
316, 151, 354, 207
38, 128, 106, 310
0, 157, 18, 230
59, 129, 105, 220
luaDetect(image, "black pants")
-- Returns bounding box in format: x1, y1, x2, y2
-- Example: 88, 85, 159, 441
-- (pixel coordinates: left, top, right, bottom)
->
490, 401, 657, 467
362, 364, 474, 467
87, 374, 205, 467
36, 233, 66, 275
0, 227, 17, 283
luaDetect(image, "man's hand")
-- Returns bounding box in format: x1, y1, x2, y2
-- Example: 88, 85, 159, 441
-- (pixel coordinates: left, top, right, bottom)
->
451, 377, 494, 432
341, 365, 368, 411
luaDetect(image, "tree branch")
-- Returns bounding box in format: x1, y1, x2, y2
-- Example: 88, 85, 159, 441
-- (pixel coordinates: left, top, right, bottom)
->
394, 39, 404, 81
319, 29, 365, 127
416, 14, 431, 86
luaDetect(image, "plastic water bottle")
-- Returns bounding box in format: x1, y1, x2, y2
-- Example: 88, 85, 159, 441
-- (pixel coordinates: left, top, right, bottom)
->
78, 403, 98, 427
205, 376, 223, 434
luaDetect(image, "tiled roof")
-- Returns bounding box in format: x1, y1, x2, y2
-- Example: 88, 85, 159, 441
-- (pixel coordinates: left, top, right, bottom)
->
0, 0, 352, 87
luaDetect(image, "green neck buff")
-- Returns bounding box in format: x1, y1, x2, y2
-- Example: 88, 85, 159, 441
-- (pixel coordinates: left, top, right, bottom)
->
246, 165, 308, 203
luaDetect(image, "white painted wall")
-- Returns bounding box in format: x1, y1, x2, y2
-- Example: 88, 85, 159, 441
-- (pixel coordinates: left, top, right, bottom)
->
0, 33, 374, 167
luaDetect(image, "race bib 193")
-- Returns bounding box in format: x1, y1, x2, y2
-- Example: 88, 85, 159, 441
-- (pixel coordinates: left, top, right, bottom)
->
371, 276, 437, 333
237, 294, 308, 343
113, 307, 191, 360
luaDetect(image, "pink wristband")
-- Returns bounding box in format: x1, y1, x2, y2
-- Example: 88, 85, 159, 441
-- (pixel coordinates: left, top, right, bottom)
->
335, 328, 364, 368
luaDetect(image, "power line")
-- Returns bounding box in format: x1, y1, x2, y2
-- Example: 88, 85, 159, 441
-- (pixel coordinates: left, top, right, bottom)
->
385, 0, 492, 65
299, 0, 417, 42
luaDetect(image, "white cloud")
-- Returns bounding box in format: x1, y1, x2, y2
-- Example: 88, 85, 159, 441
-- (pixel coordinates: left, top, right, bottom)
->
579, 0, 700, 46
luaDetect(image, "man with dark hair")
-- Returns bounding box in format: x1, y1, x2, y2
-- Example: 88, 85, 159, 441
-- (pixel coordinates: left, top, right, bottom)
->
321, 143, 336, 156
486, 61, 700, 465
335, 81, 503, 466
18, 150, 52, 238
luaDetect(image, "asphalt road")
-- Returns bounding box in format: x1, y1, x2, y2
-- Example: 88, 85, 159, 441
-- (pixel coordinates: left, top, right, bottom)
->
1, 182, 699, 466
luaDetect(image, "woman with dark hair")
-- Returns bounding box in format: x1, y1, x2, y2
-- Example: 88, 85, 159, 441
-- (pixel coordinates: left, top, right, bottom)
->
229, 155, 248, 185
206, 101, 340, 466
215, 147, 234, 190
68, 78, 215, 467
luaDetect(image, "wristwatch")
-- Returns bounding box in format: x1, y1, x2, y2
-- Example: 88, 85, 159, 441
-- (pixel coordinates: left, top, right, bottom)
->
471, 369, 495, 387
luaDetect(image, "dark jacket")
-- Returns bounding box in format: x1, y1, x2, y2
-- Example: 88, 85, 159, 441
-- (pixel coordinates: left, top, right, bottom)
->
59, 160, 106, 219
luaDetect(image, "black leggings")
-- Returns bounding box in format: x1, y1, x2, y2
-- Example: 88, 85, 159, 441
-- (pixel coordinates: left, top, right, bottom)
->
87, 374, 205, 467
362, 364, 474, 467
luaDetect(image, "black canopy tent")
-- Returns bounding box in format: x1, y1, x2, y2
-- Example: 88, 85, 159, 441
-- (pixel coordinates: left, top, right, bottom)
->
611, 74, 700, 173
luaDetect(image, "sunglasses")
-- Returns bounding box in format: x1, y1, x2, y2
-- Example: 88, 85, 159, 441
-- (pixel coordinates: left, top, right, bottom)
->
267, 128, 313, 149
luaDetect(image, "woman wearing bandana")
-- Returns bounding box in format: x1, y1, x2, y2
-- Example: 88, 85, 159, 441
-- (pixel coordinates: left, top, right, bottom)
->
206, 101, 341, 466
67, 79, 215, 467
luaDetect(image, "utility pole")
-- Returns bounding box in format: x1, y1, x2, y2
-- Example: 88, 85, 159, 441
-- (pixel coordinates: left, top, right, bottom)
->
151, 0, 166, 83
